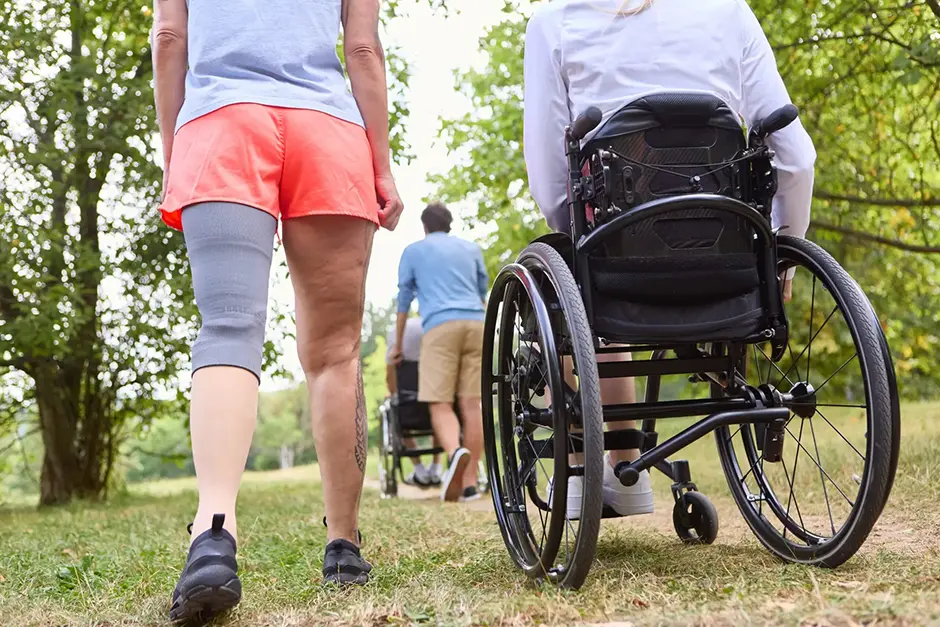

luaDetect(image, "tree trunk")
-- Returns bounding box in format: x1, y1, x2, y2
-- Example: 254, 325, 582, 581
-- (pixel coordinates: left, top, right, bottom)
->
279, 444, 295, 470
35, 367, 110, 505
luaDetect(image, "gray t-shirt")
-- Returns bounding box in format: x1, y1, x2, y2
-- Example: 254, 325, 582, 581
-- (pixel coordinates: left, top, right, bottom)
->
176, 0, 364, 132
386, 318, 423, 364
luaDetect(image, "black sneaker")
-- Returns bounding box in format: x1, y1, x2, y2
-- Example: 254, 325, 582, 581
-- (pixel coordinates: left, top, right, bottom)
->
322, 539, 372, 585
440, 448, 471, 502
170, 514, 241, 625
459, 485, 481, 502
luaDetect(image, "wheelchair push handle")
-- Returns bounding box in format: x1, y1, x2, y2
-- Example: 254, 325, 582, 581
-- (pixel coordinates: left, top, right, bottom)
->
569, 106, 603, 142
752, 104, 799, 139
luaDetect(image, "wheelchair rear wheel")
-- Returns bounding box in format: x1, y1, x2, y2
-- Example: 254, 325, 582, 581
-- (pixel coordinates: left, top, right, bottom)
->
483, 243, 605, 589
715, 236, 898, 567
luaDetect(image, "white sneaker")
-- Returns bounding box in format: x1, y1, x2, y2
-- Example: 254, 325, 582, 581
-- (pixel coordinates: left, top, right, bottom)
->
547, 475, 583, 520
603, 455, 654, 516
427, 462, 443, 485
411, 463, 431, 486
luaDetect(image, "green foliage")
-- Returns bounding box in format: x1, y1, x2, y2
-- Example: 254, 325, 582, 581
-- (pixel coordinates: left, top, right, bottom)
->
433, 0, 940, 399
363, 336, 391, 445
120, 413, 193, 484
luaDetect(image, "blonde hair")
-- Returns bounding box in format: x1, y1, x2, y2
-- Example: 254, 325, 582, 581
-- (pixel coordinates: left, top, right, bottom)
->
616, 0, 654, 16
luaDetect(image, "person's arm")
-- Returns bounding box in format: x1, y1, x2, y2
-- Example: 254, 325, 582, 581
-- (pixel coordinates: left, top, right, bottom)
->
476, 247, 489, 305
342, 0, 404, 230
738, 0, 816, 246
151, 0, 188, 191
391, 250, 416, 363
523, 9, 570, 233
384, 332, 397, 394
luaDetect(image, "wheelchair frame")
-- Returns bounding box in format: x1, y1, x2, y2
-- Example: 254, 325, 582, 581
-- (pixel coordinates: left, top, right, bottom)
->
481, 95, 899, 589
378, 393, 445, 498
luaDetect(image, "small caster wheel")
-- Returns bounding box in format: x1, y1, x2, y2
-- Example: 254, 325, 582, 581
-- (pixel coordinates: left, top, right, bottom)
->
673, 491, 719, 545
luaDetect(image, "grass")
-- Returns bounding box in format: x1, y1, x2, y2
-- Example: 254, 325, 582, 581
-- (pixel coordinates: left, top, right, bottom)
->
1, 403, 939, 627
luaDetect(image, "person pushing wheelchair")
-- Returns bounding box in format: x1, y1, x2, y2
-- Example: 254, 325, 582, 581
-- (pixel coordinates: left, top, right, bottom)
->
522, 0, 816, 518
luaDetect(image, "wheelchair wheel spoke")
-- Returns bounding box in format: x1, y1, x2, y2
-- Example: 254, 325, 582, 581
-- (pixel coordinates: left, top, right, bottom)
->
755, 345, 796, 388
782, 417, 807, 539
806, 275, 817, 383
813, 353, 858, 395
777, 305, 838, 389
786, 342, 802, 384
784, 425, 855, 510
808, 417, 837, 536
817, 408, 866, 462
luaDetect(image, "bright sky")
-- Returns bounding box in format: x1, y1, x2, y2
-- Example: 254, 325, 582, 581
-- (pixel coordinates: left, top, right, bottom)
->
261, 0, 508, 388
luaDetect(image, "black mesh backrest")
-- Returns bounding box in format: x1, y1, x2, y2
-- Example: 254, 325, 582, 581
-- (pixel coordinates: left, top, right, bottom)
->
395, 360, 432, 431
582, 92, 746, 214
579, 93, 764, 342
396, 360, 420, 402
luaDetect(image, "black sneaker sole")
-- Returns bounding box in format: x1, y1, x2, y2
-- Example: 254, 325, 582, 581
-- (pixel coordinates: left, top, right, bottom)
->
323, 570, 370, 585
170, 576, 241, 625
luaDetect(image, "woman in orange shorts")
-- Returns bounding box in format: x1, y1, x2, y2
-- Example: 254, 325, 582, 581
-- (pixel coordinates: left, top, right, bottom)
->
152, 0, 402, 621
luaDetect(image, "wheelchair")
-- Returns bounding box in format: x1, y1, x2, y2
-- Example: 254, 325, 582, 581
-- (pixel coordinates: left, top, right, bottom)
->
378, 360, 489, 498
481, 92, 900, 589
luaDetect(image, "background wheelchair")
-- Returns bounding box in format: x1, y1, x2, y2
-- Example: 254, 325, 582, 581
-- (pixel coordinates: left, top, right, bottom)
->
378, 360, 488, 498
481, 93, 900, 589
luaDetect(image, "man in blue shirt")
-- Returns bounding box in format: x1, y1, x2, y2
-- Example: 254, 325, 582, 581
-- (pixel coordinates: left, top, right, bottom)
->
390, 202, 488, 502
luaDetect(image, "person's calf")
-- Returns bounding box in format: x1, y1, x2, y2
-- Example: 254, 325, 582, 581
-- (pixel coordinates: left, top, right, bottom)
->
457, 396, 483, 489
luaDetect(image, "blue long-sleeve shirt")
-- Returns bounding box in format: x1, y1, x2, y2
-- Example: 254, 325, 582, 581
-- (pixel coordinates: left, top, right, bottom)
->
397, 232, 489, 333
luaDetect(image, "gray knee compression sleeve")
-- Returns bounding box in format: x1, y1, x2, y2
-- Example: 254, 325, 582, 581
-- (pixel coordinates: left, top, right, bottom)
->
182, 202, 276, 381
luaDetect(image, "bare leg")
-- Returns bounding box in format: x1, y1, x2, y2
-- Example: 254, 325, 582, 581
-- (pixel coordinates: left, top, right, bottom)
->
283, 215, 374, 545
429, 403, 461, 454
189, 368, 259, 542
599, 349, 639, 466
457, 396, 483, 489
558, 349, 639, 466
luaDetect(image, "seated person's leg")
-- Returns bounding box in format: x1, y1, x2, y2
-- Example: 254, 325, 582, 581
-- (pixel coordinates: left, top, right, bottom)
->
429, 441, 443, 484
401, 436, 431, 486
598, 349, 653, 516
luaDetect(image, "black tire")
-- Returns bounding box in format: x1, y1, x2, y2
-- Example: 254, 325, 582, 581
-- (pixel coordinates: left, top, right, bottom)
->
673, 491, 719, 545
482, 242, 603, 590
715, 235, 896, 567
518, 242, 605, 589
378, 403, 398, 499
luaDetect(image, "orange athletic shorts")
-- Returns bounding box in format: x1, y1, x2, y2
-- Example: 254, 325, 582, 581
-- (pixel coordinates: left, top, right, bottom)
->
159, 104, 380, 231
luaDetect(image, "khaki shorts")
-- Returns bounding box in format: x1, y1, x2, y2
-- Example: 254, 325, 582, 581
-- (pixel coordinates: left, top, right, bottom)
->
418, 319, 485, 403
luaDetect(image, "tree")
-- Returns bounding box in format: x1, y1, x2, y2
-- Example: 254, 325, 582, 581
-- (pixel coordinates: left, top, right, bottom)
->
362, 336, 391, 448
253, 384, 308, 471
0, 0, 443, 504
432, 0, 940, 398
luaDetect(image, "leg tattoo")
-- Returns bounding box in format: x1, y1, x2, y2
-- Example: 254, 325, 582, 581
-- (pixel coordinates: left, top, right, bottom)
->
354, 360, 367, 473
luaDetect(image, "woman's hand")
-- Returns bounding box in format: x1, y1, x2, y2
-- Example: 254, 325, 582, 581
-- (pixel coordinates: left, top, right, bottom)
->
376, 172, 404, 231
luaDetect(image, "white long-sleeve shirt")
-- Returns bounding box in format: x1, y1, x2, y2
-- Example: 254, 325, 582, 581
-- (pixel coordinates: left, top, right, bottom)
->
523, 0, 817, 238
